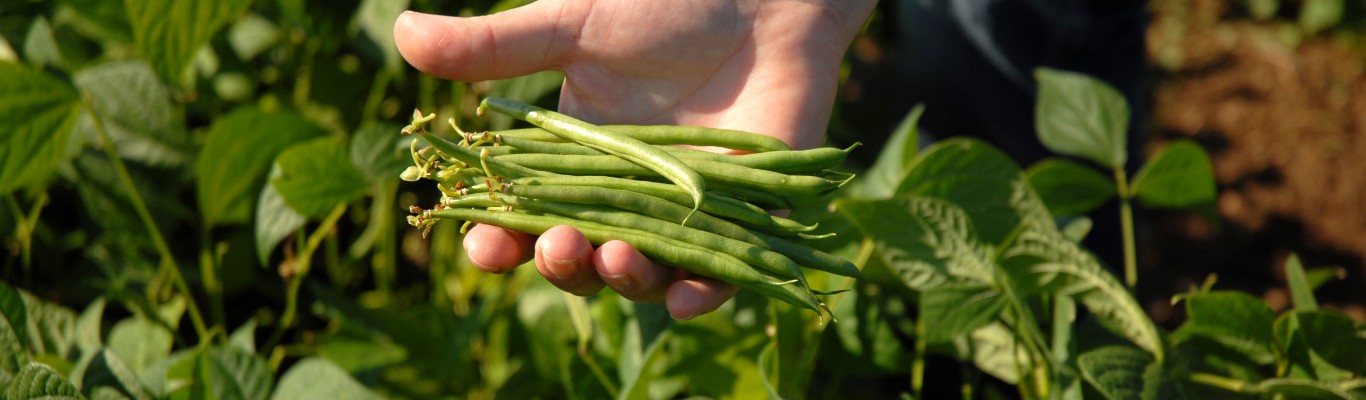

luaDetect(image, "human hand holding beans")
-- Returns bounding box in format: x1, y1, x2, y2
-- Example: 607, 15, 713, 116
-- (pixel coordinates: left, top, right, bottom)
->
393, 0, 876, 319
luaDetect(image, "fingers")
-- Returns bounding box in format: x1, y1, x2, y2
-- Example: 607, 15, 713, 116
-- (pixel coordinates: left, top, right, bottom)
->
595, 240, 737, 319
665, 277, 739, 320
463, 224, 534, 273
534, 226, 606, 296
466, 224, 737, 319
592, 240, 672, 302
393, 2, 580, 82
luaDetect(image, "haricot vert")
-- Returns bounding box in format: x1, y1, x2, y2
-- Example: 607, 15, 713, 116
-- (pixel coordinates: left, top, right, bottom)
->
402, 98, 861, 319
478, 97, 708, 224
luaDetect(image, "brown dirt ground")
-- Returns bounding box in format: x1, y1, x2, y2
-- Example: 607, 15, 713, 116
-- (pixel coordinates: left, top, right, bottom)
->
1143, 0, 1366, 324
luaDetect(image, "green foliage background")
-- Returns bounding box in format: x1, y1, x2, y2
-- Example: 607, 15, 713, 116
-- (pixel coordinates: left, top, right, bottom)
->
1, 0, 1363, 399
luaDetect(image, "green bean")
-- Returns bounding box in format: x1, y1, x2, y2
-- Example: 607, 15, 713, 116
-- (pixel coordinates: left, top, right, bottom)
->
478, 97, 706, 223
423, 207, 820, 311
491, 133, 604, 156
476, 192, 808, 284
488, 130, 848, 174
510, 175, 817, 235
493, 124, 792, 153
659, 144, 858, 174
501, 185, 862, 278
493, 153, 847, 196
419, 132, 553, 178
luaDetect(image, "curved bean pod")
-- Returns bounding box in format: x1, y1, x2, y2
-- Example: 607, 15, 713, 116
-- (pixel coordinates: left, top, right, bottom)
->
478, 97, 706, 223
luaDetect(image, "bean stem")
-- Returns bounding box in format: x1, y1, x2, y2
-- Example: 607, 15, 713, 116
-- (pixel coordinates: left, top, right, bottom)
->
264, 203, 348, 354
86, 97, 210, 343
1113, 167, 1138, 290
4, 193, 45, 283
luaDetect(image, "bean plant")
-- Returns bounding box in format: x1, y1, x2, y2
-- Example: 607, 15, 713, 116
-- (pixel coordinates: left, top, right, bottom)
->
2, 0, 1363, 399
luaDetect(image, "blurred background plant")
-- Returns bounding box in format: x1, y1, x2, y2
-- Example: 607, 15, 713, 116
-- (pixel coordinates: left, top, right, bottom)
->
1, 0, 1363, 398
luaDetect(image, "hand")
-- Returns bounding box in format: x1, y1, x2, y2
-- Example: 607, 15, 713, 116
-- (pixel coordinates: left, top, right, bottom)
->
394, 0, 875, 319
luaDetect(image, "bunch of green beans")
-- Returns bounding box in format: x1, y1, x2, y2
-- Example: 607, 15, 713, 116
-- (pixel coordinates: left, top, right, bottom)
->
401, 98, 860, 318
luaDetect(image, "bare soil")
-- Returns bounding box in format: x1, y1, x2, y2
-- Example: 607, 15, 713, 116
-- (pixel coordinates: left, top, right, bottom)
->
1143, 0, 1366, 323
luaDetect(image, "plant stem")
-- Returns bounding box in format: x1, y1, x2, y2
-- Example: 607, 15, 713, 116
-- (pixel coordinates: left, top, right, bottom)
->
200, 230, 225, 332
1187, 372, 1250, 393
580, 346, 619, 398
263, 203, 348, 353
5, 194, 45, 281
911, 316, 925, 399
1113, 167, 1138, 290
86, 98, 210, 341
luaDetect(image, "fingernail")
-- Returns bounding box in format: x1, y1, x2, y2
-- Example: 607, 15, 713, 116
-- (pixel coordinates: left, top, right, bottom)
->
602, 273, 634, 292
676, 311, 698, 321
543, 255, 577, 280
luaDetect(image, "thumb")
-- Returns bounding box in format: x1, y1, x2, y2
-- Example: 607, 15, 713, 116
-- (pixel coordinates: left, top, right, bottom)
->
393, 3, 577, 82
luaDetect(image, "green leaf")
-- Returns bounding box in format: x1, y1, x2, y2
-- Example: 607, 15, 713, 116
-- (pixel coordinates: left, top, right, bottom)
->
835, 196, 996, 291
349, 123, 407, 183
1177, 291, 1276, 363
1061, 216, 1094, 242
846, 104, 925, 199
0, 62, 81, 195
197, 107, 324, 227
125, 0, 251, 83
1285, 253, 1319, 311
1131, 140, 1215, 208
20, 292, 77, 359
1051, 296, 1084, 399
253, 166, 307, 266
897, 138, 1024, 244
919, 285, 1006, 344
1034, 67, 1130, 169
227, 321, 256, 354
4, 362, 83, 400
270, 137, 368, 218
355, 0, 410, 70
79, 349, 153, 400
1078, 345, 1175, 400
516, 277, 576, 382
23, 16, 64, 69
53, 0, 133, 45
960, 322, 1022, 384
1245, 0, 1279, 20
1253, 377, 1363, 399
1026, 158, 1116, 217
1274, 310, 1366, 379
1000, 175, 1167, 361
166, 347, 273, 400
0, 33, 17, 62
226, 14, 279, 61
270, 357, 382, 400
75, 299, 107, 356
829, 281, 913, 374
0, 281, 31, 384
1299, 0, 1344, 35
106, 317, 172, 378
73, 61, 190, 168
